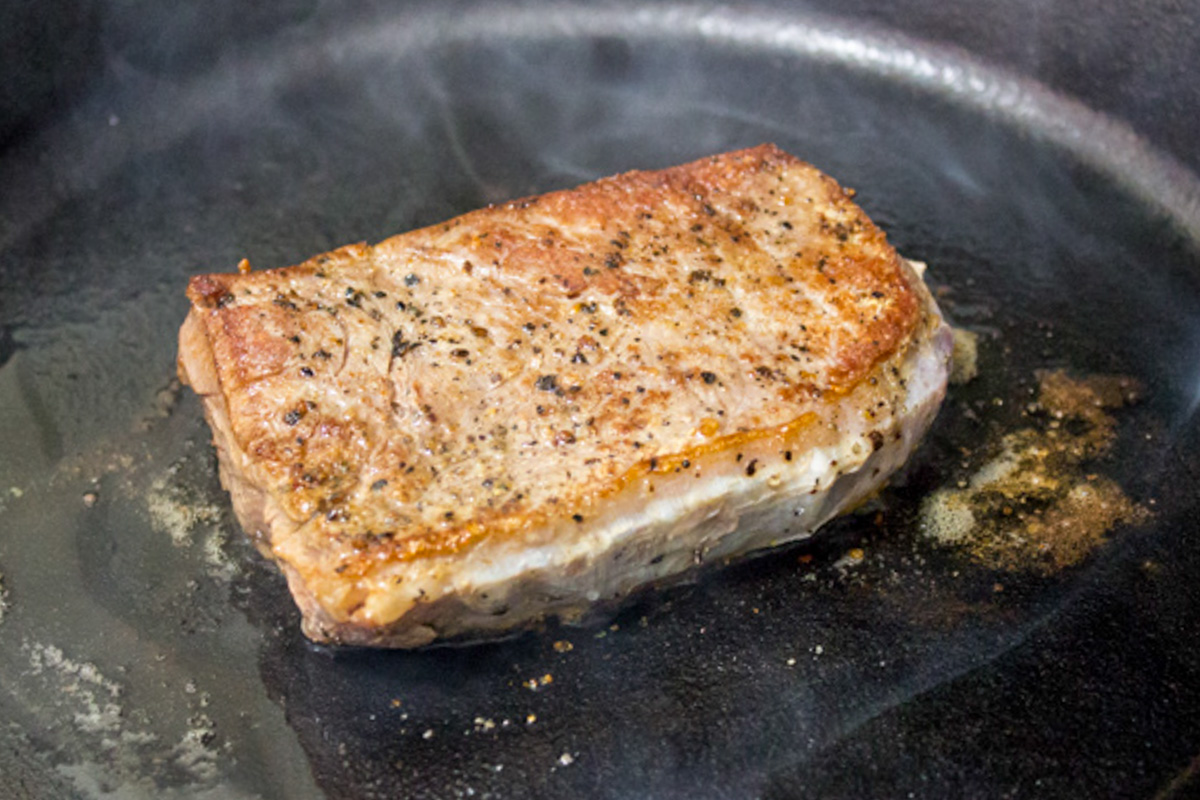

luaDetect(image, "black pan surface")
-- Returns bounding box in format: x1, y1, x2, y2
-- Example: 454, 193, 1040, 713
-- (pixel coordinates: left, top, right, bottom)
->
3, 3, 1200, 798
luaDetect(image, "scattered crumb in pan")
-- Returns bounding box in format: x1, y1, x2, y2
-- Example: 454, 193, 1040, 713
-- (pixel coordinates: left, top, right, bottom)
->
21, 640, 225, 788
170, 713, 220, 782
0, 485, 23, 515
921, 369, 1151, 573
55, 440, 136, 488
833, 547, 866, 571
199, 528, 236, 579
146, 461, 236, 578
522, 673, 554, 691
147, 471, 222, 547
949, 327, 979, 385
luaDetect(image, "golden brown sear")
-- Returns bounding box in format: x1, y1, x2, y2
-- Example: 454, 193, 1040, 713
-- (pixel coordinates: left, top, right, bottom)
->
178, 144, 951, 647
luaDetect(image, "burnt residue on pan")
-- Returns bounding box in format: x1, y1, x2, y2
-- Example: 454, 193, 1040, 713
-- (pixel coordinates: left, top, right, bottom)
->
921, 368, 1152, 574
2, 3, 1200, 799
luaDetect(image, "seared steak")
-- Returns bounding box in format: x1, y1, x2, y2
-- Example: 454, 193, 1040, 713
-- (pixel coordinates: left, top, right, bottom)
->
178, 144, 952, 647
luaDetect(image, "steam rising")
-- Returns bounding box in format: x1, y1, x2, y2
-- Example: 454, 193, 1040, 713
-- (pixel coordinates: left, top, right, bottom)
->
5, 3, 1199, 254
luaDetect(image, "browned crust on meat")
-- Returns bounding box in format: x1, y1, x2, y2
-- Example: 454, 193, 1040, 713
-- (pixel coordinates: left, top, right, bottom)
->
179, 144, 929, 640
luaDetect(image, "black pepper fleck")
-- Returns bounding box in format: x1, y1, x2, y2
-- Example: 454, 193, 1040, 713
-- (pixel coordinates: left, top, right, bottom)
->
392, 330, 421, 358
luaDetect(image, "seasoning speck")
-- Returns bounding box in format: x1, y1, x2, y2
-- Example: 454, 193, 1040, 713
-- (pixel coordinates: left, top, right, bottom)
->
523, 673, 554, 690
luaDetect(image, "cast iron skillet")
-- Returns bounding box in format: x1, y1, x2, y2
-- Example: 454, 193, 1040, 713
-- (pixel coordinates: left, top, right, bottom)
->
3, 2, 1200, 798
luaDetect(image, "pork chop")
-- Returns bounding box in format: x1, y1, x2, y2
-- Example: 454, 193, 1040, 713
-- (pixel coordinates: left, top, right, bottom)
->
178, 144, 952, 647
